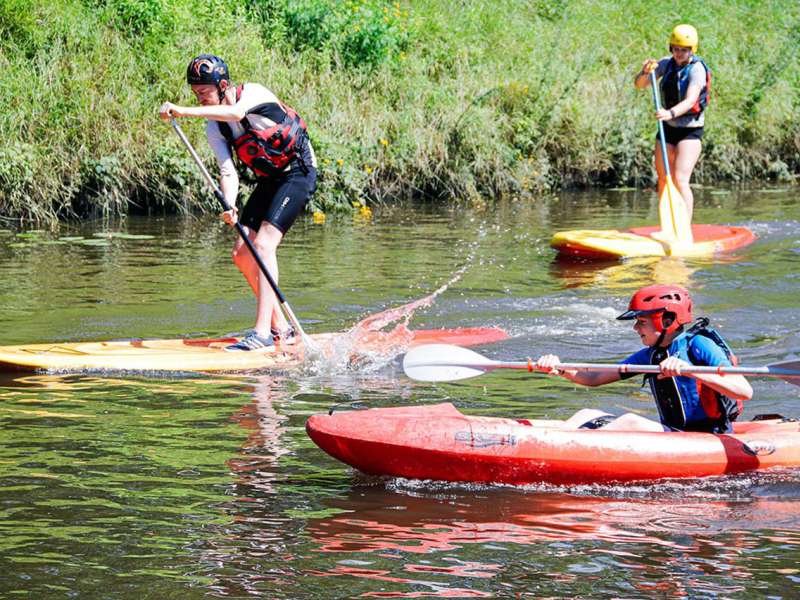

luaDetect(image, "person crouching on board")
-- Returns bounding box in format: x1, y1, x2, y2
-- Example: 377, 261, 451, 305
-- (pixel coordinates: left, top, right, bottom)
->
535, 285, 752, 433
634, 24, 710, 223
159, 55, 317, 351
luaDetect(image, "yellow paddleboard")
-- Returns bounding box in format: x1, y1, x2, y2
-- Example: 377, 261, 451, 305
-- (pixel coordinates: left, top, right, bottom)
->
0, 327, 508, 373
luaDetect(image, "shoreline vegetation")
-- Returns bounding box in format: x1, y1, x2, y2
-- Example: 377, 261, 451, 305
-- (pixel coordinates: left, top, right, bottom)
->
1, 0, 798, 225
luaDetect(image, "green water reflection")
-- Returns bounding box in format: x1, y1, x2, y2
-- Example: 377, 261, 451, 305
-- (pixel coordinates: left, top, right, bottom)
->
1, 188, 799, 597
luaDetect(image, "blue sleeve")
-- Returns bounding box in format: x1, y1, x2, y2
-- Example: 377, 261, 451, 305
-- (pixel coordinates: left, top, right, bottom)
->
620, 347, 650, 365
689, 336, 732, 367
618, 347, 650, 380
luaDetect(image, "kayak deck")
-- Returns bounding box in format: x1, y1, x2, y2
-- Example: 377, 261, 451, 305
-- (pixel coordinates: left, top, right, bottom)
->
307, 403, 800, 485
551, 224, 756, 260
0, 327, 508, 373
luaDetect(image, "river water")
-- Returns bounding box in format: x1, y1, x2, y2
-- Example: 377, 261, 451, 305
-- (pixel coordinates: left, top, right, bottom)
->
1, 187, 799, 598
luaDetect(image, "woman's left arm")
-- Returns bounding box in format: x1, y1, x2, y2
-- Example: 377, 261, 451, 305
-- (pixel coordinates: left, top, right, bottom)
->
659, 83, 702, 120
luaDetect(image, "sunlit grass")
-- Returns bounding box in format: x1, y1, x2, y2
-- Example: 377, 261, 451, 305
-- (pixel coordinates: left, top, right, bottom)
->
0, 0, 797, 225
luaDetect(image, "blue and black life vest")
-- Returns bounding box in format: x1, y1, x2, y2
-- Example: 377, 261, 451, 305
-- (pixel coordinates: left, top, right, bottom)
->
645, 318, 741, 432
660, 56, 711, 116
218, 85, 308, 178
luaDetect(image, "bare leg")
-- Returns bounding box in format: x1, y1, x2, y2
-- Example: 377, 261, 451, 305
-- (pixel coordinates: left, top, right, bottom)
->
231, 222, 288, 336
601, 412, 664, 432
672, 138, 702, 222
653, 140, 677, 195
231, 226, 259, 295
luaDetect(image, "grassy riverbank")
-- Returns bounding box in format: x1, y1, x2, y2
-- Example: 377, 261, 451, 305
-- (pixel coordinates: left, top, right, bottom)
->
1, 0, 798, 224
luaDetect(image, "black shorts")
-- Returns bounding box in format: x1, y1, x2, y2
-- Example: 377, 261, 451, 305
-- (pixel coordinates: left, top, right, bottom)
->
240, 165, 317, 234
657, 124, 704, 145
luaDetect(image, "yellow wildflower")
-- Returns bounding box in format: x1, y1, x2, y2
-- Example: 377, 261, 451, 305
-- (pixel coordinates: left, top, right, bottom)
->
336, 158, 344, 167
379, 138, 389, 147
359, 205, 373, 219
364, 166, 373, 175
312, 210, 326, 224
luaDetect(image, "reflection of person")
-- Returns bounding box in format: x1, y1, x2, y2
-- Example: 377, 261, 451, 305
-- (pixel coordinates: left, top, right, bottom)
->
159, 55, 317, 351
634, 24, 710, 222
535, 285, 752, 432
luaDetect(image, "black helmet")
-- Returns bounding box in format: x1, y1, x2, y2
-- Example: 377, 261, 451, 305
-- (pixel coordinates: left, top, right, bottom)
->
186, 54, 230, 86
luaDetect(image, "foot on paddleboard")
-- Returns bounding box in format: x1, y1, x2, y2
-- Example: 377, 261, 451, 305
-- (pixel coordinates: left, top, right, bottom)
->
271, 326, 296, 346
225, 332, 275, 352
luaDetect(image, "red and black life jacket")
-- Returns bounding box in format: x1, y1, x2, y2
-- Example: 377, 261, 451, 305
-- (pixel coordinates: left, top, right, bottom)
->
660, 55, 711, 116
218, 85, 308, 178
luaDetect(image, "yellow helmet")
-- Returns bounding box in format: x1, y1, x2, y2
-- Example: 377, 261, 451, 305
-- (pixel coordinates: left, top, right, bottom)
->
670, 24, 698, 53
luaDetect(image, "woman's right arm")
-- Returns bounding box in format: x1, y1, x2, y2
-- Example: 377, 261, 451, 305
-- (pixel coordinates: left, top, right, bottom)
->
634, 58, 659, 89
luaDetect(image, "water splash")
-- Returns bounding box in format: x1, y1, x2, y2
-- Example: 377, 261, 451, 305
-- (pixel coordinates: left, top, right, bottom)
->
306, 264, 471, 376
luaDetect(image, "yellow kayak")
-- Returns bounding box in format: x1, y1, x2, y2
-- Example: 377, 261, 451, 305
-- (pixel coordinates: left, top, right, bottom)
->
551, 224, 756, 260
0, 327, 508, 373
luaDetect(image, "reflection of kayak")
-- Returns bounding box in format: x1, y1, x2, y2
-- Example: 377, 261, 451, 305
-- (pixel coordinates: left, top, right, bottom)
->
306, 488, 800, 554
306, 403, 800, 485
551, 224, 756, 260
0, 327, 507, 373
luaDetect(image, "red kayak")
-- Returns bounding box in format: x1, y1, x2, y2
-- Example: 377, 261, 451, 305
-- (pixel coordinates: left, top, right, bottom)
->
306, 403, 800, 485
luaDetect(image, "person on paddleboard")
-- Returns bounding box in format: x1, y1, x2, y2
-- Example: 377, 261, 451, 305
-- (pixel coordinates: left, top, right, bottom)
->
535, 284, 752, 433
634, 24, 710, 222
159, 55, 317, 351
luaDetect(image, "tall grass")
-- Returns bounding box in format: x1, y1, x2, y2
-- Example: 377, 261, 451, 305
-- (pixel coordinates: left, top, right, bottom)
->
0, 0, 797, 225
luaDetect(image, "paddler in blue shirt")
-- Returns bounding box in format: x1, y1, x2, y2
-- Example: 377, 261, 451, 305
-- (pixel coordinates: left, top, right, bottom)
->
634, 24, 710, 223
535, 284, 752, 433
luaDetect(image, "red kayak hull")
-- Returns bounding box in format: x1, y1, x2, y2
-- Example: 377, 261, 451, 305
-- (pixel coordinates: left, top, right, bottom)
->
306, 403, 800, 485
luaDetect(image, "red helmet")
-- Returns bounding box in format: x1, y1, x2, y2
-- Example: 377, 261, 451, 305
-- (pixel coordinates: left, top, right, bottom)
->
617, 284, 693, 335
186, 54, 229, 86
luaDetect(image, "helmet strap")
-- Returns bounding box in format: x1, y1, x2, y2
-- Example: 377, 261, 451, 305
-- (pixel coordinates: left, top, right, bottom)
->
217, 80, 229, 103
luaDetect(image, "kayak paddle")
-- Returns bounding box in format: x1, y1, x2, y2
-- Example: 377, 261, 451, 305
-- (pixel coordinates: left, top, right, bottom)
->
169, 117, 319, 355
403, 343, 800, 385
650, 70, 694, 252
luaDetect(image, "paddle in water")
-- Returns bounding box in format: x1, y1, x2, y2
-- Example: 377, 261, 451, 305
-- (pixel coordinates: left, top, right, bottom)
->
403, 343, 800, 385
650, 70, 694, 252
169, 117, 320, 356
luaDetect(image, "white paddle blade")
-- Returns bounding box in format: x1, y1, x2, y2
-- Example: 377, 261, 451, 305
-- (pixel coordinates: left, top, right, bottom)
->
402, 344, 495, 382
